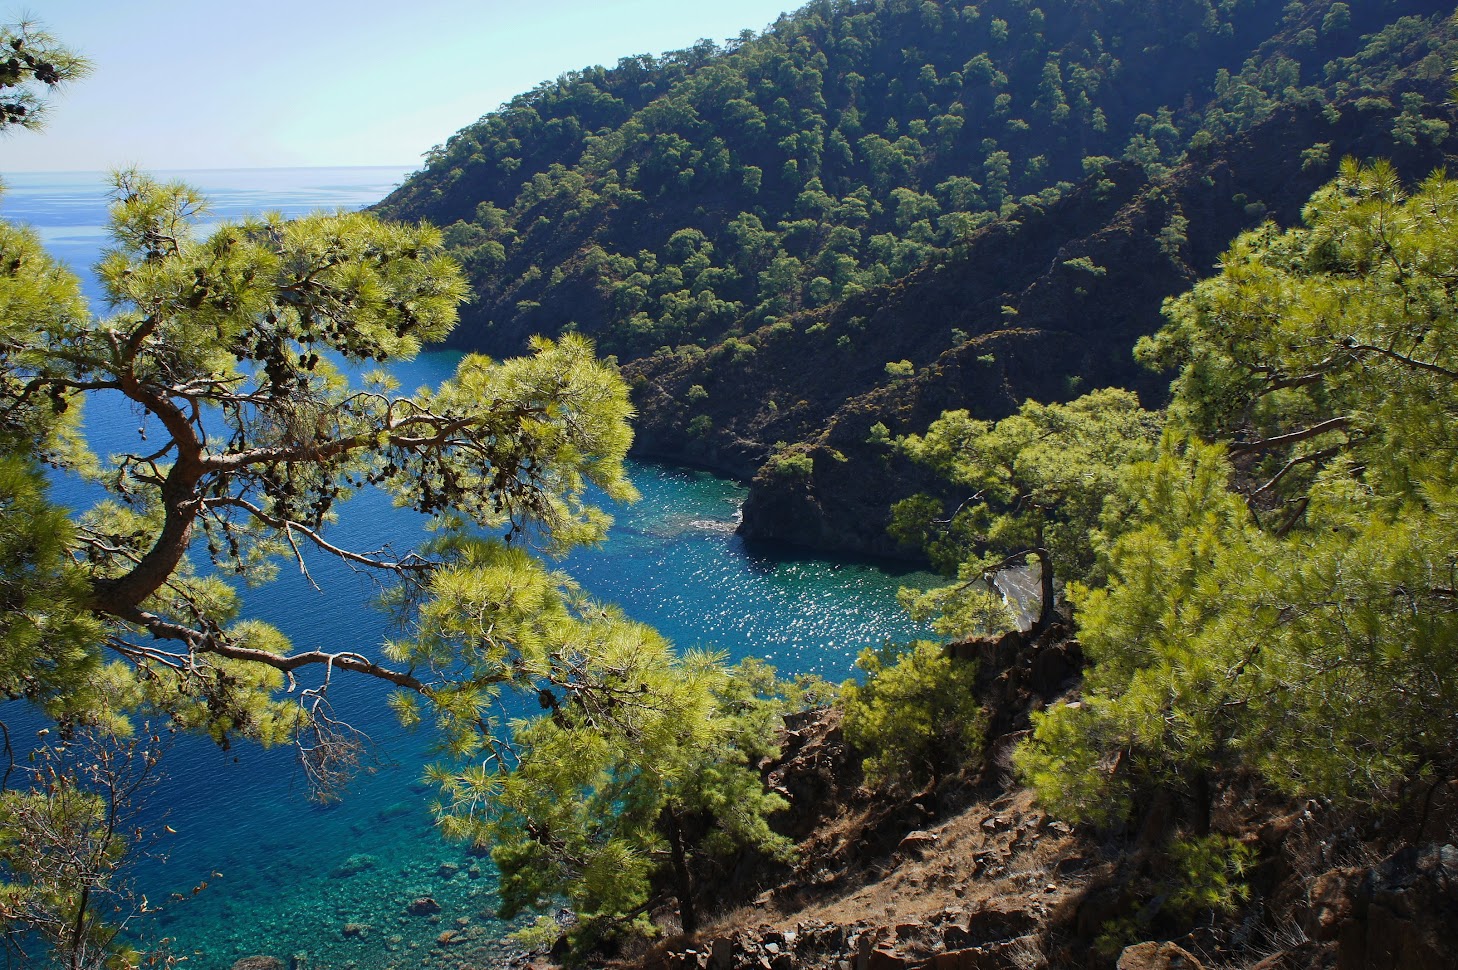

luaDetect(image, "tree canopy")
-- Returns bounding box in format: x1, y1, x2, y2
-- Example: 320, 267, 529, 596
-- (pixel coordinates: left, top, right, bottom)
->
891, 388, 1162, 634
0, 166, 798, 960
1016, 160, 1458, 826
380, 0, 1457, 367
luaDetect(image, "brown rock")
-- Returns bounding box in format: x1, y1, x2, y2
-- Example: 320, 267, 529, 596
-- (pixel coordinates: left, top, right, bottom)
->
1304, 868, 1363, 942
231, 959, 284, 970
897, 830, 939, 854
867, 948, 907, 970
340, 923, 370, 939
706, 937, 735, 970
1116, 941, 1205, 970
943, 903, 1037, 950
1338, 843, 1458, 970
931, 948, 1019, 970
406, 896, 442, 916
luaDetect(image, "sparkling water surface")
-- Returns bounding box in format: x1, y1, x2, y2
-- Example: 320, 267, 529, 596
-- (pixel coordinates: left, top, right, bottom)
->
1, 168, 939, 969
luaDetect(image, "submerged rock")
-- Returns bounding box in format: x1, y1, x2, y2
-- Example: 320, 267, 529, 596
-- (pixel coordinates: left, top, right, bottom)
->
407, 896, 443, 916
331, 854, 378, 879
231, 958, 284, 970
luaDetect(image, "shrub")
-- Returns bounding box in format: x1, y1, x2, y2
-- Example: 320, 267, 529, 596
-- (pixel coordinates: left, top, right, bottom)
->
840, 641, 984, 788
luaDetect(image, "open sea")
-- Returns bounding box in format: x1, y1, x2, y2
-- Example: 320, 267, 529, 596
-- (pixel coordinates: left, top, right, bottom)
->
0, 167, 939, 969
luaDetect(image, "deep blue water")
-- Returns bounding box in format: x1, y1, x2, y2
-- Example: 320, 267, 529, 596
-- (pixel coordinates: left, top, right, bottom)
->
0, 169, 938, 969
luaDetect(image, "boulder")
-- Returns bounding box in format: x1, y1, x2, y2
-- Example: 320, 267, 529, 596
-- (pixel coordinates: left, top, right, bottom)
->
406, 896, 442, 916
1337, 843, 1458, 970
867, 948, 908, 970
231, 958, 284, 970
1116, 941, 1205, 970
329, 853, 377, 879
897, 830, 939, 855
340, 923, 370, 939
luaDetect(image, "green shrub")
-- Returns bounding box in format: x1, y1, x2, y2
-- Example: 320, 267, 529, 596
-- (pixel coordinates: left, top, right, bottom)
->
840, 641, 984, 788
765, 449, 814, 479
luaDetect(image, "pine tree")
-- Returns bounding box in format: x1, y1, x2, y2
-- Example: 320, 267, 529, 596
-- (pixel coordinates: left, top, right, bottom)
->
892, 388, 1161, 635
1018, 161, 1458, 827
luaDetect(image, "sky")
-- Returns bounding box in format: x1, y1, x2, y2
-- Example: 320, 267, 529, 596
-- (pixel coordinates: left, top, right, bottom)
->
3, 0, 794, 173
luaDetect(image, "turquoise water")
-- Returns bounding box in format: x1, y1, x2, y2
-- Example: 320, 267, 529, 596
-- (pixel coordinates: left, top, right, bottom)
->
0, 170, 938, 969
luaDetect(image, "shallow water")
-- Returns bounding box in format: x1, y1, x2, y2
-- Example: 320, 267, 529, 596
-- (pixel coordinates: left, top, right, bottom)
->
0, 169, 939, 969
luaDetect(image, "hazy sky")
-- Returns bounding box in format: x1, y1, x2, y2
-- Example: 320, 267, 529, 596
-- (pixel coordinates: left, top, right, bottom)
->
3, 1, 792, 173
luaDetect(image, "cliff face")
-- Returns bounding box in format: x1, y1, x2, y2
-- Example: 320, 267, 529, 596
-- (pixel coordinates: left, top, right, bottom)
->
633, 89, 1458, 556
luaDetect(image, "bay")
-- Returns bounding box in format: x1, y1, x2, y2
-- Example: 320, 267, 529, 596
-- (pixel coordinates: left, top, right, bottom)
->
0, 168, 939, 969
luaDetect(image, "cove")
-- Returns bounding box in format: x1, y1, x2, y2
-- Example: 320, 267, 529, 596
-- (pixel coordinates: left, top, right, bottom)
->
2, 169, 940, 969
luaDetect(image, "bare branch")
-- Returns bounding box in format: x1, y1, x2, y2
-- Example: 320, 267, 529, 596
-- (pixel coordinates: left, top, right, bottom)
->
1228, 416, 1353, 455
202, 495, 432, 575
1251, 446, 1343, 497
112, 606, 433, 693
1344, 341, 1458, 381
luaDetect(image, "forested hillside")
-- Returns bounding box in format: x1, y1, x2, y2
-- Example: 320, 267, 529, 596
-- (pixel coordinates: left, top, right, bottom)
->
378, 0, 1458, 554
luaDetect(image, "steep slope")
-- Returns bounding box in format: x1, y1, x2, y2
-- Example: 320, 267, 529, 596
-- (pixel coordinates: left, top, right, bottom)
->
727, 89, 1458, 554
376, 0, 1458, 556
630, 6, 1458, 555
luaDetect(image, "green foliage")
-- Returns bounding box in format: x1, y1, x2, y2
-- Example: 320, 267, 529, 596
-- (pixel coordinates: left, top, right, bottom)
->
764, 445, 815, 480
840, 641, 984, 789
1166, 834, 1255, 914
1092, 833, 1255, 955
1300, 140, 1331, 171
373, 0, 1458, 366
0, 456, 105, 729
0, 731, 165, 970
438, 654, 800, 950
1020, 162, 1458, 828
1060, 255, 1106, 276
0, 22, 87, 130
898, 581, 1013, 642
893, 389, 1161, 631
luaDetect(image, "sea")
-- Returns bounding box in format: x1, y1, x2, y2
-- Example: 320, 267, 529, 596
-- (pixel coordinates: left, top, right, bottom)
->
0, 167, 940, 969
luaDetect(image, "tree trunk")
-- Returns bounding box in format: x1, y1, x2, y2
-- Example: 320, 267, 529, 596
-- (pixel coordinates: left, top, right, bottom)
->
663, 808, 698, 935
1033, 547, 1056, 634
1191, 767, 1212, 837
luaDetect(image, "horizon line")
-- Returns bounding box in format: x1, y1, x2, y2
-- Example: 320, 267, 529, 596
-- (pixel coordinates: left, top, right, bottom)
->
2, 163, 419, 176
